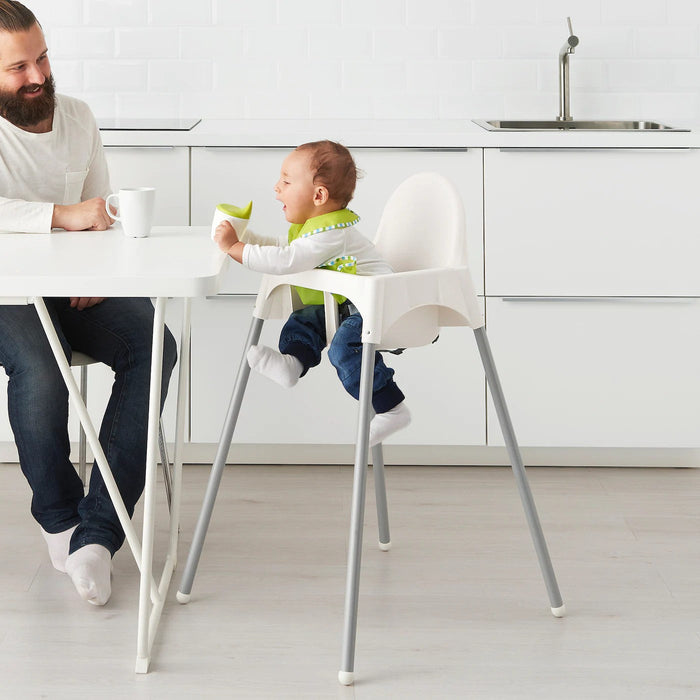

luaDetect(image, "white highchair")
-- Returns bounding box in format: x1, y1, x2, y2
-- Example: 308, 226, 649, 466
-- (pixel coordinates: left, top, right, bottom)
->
177, 172, 565, 685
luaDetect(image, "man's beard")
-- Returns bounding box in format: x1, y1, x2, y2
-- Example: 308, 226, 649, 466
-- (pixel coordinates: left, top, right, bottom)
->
0, 73, 56, 127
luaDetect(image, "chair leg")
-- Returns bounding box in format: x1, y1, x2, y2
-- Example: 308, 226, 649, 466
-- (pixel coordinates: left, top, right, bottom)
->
372, 443, 391, 551
78, 365, 88, 486
176, 315, 263, 604
473, 326, 565, 617
338, 342, 376, 686
158, 419, 172, 511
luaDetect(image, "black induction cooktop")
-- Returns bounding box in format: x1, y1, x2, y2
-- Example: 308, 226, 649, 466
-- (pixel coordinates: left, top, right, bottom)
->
97, 118, 201, 131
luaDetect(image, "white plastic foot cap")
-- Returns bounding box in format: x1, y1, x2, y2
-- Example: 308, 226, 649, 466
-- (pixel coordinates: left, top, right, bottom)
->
176, 590, 191, 604
135, 657, 150, 674
551, 603, 566, 618
338, 670, 354, 686
378, 540, 392, 551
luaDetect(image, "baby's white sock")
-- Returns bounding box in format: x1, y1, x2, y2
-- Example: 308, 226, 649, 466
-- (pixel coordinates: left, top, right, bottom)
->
41, 524, 78, 573
369, 403, 411, 446
247, 344, 303, 388
65, 544, 112, 606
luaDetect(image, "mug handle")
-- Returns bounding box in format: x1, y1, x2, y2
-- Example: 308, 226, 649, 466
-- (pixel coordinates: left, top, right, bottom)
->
105, 193, 121, 221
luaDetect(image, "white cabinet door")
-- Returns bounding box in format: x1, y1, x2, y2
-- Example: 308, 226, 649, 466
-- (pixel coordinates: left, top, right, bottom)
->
485, 297, 700, 448
104, 146, 190, 225
190, 148, 288, 294
190, 147, 484, 294
190, 296, 486, 446
189, 148, 487, 449
190, 295, 358, 445
484, 148, 700, 296
350, 148, 484, 294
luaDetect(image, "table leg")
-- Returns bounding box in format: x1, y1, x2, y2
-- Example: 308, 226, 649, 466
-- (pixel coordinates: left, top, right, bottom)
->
136, 296, 167, 673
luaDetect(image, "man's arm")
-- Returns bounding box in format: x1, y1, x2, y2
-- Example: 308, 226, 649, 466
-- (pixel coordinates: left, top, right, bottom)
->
52, 199, 113, 231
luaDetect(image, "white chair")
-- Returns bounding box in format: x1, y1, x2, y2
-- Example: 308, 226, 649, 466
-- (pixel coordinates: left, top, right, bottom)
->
71, 352, 172, 507
176, 172, 565, 685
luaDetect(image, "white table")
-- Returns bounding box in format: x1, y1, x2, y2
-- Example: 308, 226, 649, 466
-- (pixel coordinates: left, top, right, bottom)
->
0, 225, 227, 672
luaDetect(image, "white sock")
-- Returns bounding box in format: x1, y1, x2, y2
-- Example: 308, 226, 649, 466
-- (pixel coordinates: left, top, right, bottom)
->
40, 524, 78, 574
369, 403, 411, 446
65, 544, 112, 606
247, 344, 303, 388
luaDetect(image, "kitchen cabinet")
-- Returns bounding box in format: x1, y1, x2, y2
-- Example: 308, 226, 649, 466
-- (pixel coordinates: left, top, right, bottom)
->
190, 147, 484, 295
190, 147, 287, 294
189, 295, 486, 447
188, 148, 487, 450
483, 147, 700, 451
484, 148, 700, 296
485, 296, 700, 448
104, 146, 190, 225
3, 133, 699, 464
350, 148, 484, 295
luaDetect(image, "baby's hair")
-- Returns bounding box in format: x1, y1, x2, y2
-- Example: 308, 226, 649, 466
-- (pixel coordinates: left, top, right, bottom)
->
295, 140, 360, 208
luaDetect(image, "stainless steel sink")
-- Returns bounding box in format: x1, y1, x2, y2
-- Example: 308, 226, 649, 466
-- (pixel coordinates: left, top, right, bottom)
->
474, 119, 689, 132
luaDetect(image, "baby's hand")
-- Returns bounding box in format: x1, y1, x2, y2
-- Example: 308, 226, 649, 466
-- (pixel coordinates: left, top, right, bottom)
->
214, 220, 239, 253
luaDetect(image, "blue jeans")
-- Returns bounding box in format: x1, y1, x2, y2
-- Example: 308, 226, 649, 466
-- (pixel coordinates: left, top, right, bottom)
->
279, 304, 404, 414
0, 298, 177, 555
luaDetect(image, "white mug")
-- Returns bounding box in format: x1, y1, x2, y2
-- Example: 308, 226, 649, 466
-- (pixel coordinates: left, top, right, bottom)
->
211, 201, 252, 240
105, 187, 156, 238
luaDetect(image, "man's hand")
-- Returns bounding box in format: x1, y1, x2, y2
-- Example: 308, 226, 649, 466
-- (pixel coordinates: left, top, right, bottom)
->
213, 220, 245, 262
69, 297, 105, 310
52, 198, 114, 231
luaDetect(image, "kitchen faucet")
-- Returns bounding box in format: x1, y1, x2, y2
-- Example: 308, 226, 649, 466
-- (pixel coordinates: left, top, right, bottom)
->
557, 17, 579, 121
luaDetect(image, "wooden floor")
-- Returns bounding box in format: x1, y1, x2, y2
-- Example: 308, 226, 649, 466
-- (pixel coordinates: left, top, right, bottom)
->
0, 462, 699, 699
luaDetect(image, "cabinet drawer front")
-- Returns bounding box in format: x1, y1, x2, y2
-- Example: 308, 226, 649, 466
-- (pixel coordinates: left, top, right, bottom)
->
191, 148, 287, 294
484, 148, 700, 296
485, 297, 700, 448
191, 147, 484, 295
190, 296, 486, 446
104, 147, 190, 226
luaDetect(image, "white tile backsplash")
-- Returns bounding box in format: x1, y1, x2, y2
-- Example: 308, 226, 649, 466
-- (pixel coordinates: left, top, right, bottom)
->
116, 28, 178, 59
635, 27, 699, 59
85, 0, 148, 27
213, 0, 277, 26
405, 0, 471, 26
23, 0, 700, 122
84, 60, 148, 92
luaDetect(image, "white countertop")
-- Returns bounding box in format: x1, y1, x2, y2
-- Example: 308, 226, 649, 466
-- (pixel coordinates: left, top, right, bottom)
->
100, 118, 700, 149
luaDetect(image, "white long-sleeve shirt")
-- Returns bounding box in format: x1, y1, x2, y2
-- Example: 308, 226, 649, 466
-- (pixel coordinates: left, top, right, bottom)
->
0, 94, 110, 233
241, 222, 392, 277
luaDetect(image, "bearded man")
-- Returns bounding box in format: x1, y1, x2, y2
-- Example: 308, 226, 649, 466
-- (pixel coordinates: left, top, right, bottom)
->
0, 1, 177, 606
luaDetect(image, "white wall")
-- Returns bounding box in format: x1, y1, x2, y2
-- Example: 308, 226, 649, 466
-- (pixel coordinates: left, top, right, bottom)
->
26, 0, 700, 124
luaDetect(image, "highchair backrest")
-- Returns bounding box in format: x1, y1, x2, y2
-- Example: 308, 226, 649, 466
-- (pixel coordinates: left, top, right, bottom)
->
372, 172, 467, 272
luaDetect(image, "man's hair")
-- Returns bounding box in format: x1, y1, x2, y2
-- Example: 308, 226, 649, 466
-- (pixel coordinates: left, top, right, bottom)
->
0, 1, 38, 33
296, 140, 359, 208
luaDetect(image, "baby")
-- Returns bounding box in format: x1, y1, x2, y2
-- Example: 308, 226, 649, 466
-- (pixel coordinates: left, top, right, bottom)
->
214, 140, 410, 446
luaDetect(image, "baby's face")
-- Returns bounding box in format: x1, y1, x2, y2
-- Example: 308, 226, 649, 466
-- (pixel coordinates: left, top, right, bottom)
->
274, 150, 317, 224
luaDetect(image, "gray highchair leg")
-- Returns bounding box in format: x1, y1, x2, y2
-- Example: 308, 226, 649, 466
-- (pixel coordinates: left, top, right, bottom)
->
473, 326, 565, 617
177, 316, 264, 603
372, 443, 391, 550
338, 342, 377, 686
